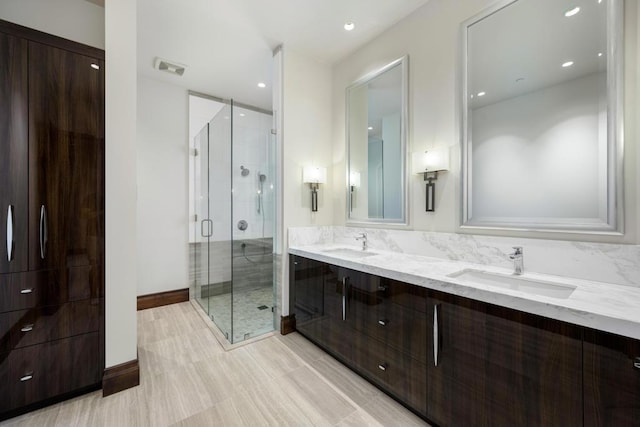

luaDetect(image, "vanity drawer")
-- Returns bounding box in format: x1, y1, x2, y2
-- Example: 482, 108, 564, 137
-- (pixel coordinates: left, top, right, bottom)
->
0, 299, 101, 353
0, 332, 101, 413
0, 266, 98, 313
352, 333, 427, 416
380, 279, 427, 313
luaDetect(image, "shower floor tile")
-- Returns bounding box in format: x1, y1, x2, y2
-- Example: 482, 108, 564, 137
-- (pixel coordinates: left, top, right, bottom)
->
198, 286, 275, 343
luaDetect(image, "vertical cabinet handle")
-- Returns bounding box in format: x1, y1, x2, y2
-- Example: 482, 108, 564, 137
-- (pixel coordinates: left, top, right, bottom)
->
342, 277, 347, 321
20, 372, 33, 382
39, 205, 47, 259
433, 304, 440, 367
6, 205, 14, 262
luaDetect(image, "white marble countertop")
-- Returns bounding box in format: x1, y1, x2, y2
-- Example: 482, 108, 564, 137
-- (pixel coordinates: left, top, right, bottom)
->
289, 244, 640, 341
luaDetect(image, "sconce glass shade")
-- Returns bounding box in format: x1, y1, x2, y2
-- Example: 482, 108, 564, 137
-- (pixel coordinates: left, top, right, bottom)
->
303, 166, 327, 184
411, 147, 450, 174
349, 170, 361, 188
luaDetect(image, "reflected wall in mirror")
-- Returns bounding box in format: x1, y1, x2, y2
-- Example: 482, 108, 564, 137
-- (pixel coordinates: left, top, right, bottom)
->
461, 0, 623, 234
347, 56, 408, 225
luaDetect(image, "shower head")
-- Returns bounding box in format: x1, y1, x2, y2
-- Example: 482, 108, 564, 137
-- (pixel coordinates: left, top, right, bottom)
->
240, 166, 250, 177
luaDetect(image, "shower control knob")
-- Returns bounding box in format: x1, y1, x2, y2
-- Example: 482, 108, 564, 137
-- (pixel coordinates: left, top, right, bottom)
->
237, 220, 248, 231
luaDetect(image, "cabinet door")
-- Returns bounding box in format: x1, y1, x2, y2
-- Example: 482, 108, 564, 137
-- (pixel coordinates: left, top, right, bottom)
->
28, 41, 104, 271
428, 291, 582, 427
0, 32, 28, 273
584, 329, 640, 426
320, 264, 354, 362
291, 255, 325, 343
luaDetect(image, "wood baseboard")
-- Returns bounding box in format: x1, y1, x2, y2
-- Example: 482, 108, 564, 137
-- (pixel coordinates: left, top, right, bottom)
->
137, 288, 189, 311
281, 314, 296, 335
102, 359, 140, 397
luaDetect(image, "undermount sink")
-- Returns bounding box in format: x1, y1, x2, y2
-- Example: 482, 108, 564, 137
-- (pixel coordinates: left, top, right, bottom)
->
448, 269, 576, 299
322, 248, 378, 258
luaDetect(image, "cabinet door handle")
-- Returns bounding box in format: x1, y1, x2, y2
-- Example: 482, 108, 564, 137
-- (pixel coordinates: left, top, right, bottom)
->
39, 205, 47, 259
6, 205, 14, 262
434, 304, 440, 367
20, 288, 33, 294
378, 363, 387, 372
342, 277, 347, 321
378, 319, 388, 326
21, 324, 34, 332
20, 372, 33, 382
634, 357, 640, 370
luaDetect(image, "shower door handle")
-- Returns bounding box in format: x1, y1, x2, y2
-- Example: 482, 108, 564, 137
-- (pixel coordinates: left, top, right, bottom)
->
200, 219, 213, 238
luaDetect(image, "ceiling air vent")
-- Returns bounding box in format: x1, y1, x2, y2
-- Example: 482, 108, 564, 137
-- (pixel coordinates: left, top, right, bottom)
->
154, 57, 186, 76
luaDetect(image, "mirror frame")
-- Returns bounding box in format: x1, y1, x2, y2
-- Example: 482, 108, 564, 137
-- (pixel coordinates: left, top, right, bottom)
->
345, 56, 410, 227
460, 0, 624, 235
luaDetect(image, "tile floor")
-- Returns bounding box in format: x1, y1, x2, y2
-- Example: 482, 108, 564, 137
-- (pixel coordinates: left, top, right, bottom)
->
2, 302, 429, 426
197, 286, 275, 343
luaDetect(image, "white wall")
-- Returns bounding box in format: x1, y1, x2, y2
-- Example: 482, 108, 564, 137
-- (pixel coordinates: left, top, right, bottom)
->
106, 0, 137, 367
279, 48, 333, 315
0, 0, 105, 49
137, 76, 189, 296
331, 0, 640, 244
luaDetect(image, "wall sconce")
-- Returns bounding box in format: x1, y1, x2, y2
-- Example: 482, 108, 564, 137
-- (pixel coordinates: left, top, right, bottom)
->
349, 171, 361, 212
302, 166, 327, 212
411, 147, 449, 212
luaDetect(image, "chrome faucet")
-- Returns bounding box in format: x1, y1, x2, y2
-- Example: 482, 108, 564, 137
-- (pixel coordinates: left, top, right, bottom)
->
355, 232, 368, 251
509, 246, 524, 275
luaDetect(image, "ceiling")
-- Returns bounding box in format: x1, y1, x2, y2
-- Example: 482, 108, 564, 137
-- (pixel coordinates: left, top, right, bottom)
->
137, 0, 429, 111
468, 0, 607, 109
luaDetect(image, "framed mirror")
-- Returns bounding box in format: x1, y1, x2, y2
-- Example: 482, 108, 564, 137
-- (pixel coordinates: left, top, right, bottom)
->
461, 0, 623, 234
346, 56, 409, 226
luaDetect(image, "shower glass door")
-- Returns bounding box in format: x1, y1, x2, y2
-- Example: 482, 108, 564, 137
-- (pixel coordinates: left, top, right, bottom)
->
190, 94, 275, 344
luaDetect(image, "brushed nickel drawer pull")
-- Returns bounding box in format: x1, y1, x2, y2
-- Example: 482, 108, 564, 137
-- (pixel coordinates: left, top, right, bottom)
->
21, 324, 34, 332
634, 357, 640, 370
20, 288, 33, 294
377, 285, 388, 292
20, 372, 33, 382
378, 319, 388, 326
378, 363, 387, 371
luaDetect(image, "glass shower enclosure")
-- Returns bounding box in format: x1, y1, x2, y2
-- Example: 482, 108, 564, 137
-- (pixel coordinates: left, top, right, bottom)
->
190, 97, 276, 344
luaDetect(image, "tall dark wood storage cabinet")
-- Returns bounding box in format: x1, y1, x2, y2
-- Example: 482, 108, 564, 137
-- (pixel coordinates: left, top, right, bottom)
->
0, 20, 104, 419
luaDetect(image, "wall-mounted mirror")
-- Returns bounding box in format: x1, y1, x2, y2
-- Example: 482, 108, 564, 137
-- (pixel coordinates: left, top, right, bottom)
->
461, 0, 623, 234
347, 56, 408, 225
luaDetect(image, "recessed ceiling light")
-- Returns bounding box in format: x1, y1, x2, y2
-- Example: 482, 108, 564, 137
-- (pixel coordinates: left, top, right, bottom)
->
477, 91, 486, 97
565, 7, 580, 17
344, 22, 355, 31
239, 113, 246, 117
598, 0, 602, 3
598, 52, 603, 57
257, 82, 266, 88
90, 63, 100, 70
368, 126, 373, 130
562, 61, 574, 67
470, 94, 474, 99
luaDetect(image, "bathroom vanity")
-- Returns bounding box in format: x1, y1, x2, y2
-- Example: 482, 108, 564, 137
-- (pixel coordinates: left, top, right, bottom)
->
289, 246, 640, 426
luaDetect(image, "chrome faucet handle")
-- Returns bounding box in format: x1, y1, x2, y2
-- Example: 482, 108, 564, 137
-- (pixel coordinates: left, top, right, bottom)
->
510, 246, 523, 257
355, 232, 367, 240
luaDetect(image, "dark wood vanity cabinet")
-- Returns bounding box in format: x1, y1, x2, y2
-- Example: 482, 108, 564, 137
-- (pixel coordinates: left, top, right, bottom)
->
291, 255, 640, 427
584, 329, 640, 426
427, 291, 583, 427
0, 20, 104, 419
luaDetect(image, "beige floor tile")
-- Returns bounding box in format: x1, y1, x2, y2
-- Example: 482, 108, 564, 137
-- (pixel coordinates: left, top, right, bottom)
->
335, 409, 385, 427
361, 394, 430, 427
309, 355, 381, 407
243, 336, 304, 379
275, 332, 327, 364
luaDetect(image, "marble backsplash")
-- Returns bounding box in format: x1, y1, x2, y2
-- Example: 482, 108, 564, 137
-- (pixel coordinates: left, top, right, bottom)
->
288, 226, 640, 288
